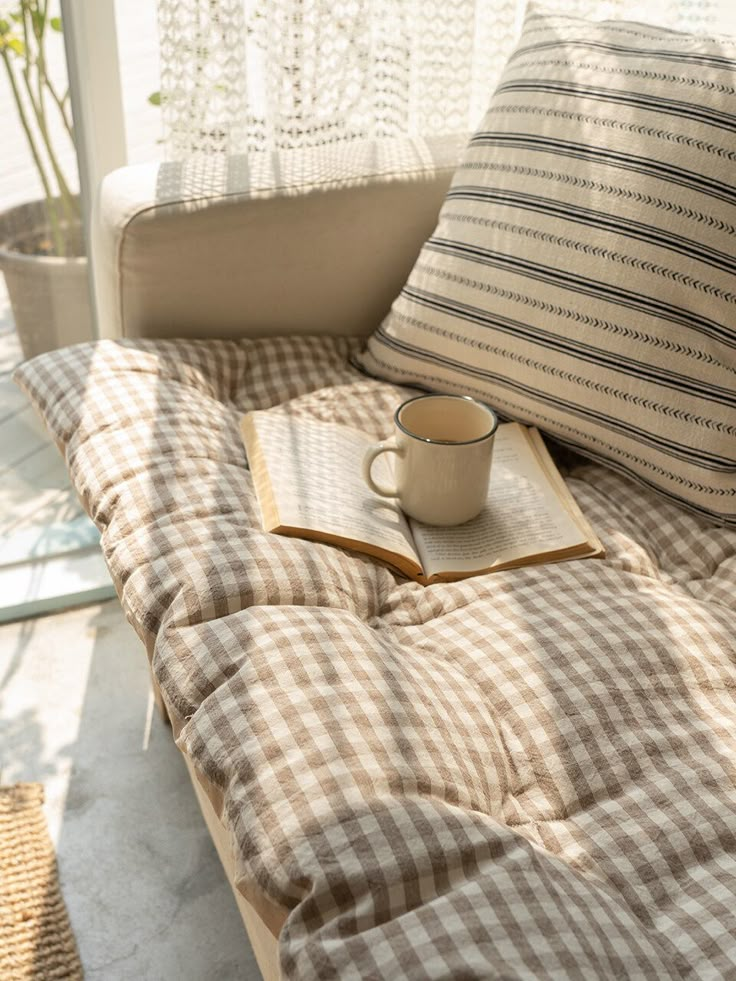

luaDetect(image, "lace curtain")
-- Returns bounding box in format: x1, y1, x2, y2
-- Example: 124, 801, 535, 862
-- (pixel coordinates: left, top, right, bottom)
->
156, 0, 716, 159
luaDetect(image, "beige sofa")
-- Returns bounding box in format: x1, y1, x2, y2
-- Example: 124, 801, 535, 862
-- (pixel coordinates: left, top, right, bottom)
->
16, 2, 736, 968
94, 136, 466, 344
15, 126, 736, 979
94, 134, 466, 980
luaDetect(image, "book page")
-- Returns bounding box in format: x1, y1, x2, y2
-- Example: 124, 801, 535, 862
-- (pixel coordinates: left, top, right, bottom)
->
411, 424, 590, 579
526, 428, 602, 551
243, 411, 422, 574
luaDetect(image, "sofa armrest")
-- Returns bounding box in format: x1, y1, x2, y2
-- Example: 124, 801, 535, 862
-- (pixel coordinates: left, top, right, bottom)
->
93, 135, 465, 341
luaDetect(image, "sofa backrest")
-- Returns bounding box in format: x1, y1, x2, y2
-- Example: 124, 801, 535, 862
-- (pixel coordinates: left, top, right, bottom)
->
94, 135, 464, 341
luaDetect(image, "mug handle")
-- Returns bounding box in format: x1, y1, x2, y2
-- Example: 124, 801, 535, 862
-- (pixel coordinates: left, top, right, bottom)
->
362, 439, 402, 498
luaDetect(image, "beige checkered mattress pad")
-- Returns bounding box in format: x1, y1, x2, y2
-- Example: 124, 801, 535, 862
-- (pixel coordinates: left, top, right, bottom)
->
16, 336, 736, 978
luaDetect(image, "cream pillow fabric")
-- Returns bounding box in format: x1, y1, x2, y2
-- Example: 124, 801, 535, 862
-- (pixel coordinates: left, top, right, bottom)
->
356, 8, 736, 526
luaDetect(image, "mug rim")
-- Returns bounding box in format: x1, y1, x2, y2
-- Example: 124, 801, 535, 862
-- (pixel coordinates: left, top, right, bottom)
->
395, 394, 499, 446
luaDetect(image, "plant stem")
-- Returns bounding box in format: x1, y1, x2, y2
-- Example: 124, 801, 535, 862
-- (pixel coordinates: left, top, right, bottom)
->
1, 49, 64, 255
46, 77, 75, 143
40, 6, 80, 236
21, 47, 78, 250
35, 5, 75, 149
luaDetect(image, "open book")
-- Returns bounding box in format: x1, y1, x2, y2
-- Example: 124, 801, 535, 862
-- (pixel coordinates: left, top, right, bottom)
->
241, 410, 604, 584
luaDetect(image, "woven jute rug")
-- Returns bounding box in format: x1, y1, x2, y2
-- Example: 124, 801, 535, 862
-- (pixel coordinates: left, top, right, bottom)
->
0, 783, 83, 980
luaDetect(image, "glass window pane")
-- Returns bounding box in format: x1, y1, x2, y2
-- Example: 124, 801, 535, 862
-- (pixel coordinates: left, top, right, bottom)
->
0, 0, 112, 614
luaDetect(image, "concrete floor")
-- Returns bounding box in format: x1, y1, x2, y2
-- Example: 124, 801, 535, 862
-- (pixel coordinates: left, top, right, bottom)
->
0, 599, 261, 980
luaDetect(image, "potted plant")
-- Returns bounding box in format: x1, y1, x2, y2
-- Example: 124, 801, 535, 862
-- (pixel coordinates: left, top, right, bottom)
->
0, 1, 92, 359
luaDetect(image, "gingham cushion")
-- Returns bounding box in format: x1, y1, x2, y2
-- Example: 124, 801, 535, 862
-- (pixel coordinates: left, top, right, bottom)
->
15, 336, 736, 979
356, 8, 736, 527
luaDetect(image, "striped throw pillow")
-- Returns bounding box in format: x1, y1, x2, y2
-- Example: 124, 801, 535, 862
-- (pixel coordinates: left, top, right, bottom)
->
356, 8, 736, 526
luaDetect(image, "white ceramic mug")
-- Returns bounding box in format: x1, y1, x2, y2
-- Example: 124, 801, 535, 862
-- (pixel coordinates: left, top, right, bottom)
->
362, 394, 498, 525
